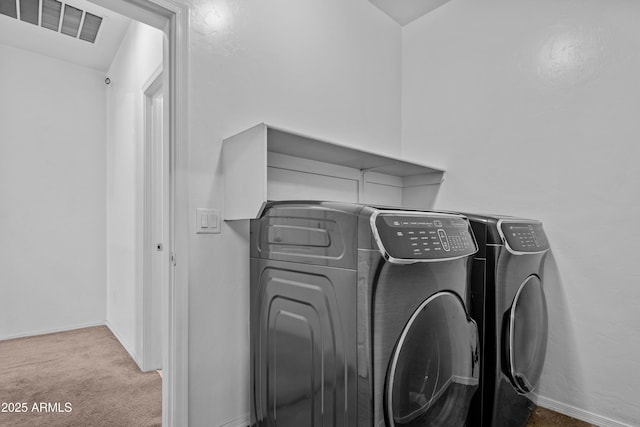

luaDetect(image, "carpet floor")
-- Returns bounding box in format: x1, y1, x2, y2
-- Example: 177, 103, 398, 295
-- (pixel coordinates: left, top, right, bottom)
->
0, 326, 593, 427
526, 406, 596, 426
0, 326, 161, 427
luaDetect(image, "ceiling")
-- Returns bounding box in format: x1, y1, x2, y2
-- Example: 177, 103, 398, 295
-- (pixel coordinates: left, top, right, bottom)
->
369, 0, 451, 25
0, 0, 130, 71
0, 0, 449, 72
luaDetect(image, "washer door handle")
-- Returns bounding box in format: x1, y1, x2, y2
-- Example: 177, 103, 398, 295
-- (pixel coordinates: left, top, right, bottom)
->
514, 373, 534, 393
507, 275, 548, 395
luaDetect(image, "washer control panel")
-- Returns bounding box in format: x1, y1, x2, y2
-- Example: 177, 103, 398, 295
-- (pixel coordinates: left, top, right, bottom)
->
373, 213, 477, 261
500, 221, 549, 253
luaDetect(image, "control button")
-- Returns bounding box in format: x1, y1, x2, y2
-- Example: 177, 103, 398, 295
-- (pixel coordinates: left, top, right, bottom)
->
434, 220, 443, 227
396, 232, 403, 236
438, 229, 450, 252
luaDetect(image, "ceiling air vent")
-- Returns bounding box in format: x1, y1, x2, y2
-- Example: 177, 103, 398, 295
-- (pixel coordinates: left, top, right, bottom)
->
0, 0, 103, 43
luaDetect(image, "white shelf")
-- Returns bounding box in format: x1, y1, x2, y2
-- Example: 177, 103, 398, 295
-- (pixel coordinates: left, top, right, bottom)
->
222, 123, 445, 220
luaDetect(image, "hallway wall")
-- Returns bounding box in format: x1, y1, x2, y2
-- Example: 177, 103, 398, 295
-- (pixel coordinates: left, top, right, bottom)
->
105, 21, 163, 360
0, 43, 107, 339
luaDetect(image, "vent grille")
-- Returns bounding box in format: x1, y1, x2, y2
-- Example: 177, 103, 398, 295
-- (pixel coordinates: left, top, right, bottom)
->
0, 0, 103, 43
19, 0, 38, 24
78, 12, 101, 43
60, 4, 81, 37
0, 0, 18, 19
41, 0, 61, 30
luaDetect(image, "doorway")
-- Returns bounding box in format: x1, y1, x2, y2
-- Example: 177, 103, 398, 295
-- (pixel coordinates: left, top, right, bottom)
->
93, 0, 189, 424
0, 0, 188, 422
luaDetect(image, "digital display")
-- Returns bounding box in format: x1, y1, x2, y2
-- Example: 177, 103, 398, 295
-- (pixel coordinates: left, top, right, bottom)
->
500, 221, 549, 253
374, 214, 477, 261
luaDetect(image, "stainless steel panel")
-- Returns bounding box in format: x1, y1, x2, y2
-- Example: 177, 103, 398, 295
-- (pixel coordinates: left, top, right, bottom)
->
251, 258, 357, 427
386, 292, 479, 426
481, 242, 549, 427
250, 203, 358, 269
357, 250, 477, 427
251, 203, 479, 427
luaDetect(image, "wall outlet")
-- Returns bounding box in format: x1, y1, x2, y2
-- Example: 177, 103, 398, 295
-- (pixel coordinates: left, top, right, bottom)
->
196, 208, 221, 234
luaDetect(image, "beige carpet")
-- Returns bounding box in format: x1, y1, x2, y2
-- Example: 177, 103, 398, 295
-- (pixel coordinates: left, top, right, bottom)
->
0, 326, 161, 427
0, 326, 593, 427
527, 406, 596, 427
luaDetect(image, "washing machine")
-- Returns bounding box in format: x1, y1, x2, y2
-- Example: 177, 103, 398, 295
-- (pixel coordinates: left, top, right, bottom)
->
464, 214, 550, 427
250, 201, 480, 427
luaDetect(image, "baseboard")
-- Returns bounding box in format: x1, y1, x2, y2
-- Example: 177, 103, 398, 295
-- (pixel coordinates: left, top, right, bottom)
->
0, 321, 106, 341
104, 321, 139, 366
534, 394, 634, 427
218, 413, 250, 427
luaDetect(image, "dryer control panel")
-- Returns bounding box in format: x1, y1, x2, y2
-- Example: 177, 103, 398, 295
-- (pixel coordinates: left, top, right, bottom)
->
499, 220, 550, 254
372, 212, 477, 262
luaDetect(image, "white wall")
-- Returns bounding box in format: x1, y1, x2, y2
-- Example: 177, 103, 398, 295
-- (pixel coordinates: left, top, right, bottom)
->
182, 0, 402, 424
0, 44, 106, 339
402, 1, 640, 425
105, 22, 163, 359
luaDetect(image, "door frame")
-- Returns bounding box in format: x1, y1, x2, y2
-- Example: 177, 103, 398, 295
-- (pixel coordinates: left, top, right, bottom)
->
140, 66, 165, 372
91, 0, 189, 425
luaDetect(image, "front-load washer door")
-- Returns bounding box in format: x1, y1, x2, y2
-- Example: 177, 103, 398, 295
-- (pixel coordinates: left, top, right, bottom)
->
386, 291, 479, 427
505, 275, 548, 394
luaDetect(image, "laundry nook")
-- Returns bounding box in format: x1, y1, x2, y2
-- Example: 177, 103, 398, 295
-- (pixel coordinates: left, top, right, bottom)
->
1, 0, 639, 426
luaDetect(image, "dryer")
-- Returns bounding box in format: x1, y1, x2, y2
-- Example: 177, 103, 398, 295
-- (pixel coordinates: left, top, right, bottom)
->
250, 201, 480, 427
465, 214, 550, 427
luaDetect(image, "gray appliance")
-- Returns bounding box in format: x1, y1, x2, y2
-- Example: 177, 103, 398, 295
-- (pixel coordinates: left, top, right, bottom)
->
465, 214, 550, 427
250, 201, 480, 426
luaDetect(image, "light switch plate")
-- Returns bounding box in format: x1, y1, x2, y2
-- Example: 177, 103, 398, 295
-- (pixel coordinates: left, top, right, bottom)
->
196, 208, 221, 234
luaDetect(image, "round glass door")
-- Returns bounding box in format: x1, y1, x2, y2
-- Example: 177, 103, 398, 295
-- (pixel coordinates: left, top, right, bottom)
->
386, 292, 479, 427
506, 275, 548, 394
